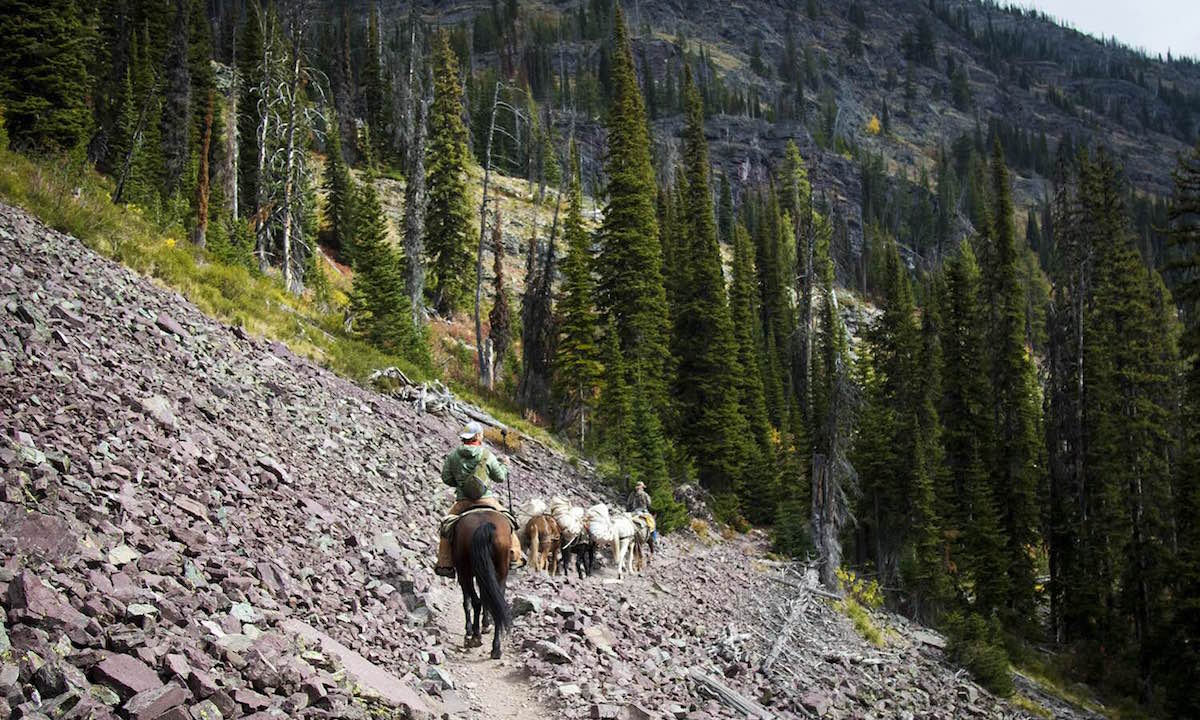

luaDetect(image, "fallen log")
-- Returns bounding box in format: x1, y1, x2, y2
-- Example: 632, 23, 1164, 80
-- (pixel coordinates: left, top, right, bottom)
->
687, 667, 775, 719
761, 596, 809, 673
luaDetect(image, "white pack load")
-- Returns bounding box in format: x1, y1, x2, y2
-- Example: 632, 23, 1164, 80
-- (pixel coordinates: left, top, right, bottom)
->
549, 496, 584, 537
584, 503, 613, 541
518, 497, 547, 520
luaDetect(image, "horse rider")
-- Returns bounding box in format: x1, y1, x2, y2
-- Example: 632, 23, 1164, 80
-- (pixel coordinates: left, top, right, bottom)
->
625, 480, 659, 544
626, 480, 651, 514
434, 421, 525, 578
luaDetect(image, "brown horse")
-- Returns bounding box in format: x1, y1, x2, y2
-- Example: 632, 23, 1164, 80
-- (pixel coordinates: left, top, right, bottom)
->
521, 514, 561, 576
452, 510, 513, 659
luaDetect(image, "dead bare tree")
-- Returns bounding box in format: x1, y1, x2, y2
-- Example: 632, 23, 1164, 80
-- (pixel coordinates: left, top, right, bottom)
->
475, 81, 529, 387
811, 284, 859, 590
403, 68, 429, 326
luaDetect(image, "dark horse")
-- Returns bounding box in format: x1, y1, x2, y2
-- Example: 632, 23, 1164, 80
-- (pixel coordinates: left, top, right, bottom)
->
560, 526, 596, 580
452, 510, 513, 659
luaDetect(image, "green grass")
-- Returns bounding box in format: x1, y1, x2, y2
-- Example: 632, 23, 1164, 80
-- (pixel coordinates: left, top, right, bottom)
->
1011, 693, 1053, 719
836, 597, 885, 647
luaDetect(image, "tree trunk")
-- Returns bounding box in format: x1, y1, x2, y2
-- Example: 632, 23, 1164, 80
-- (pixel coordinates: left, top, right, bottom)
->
476, 82, 502, 387
254, 12, 271, 273
192, 91, 213, 248
279, 19, 303, 294
404, 87, 428, 326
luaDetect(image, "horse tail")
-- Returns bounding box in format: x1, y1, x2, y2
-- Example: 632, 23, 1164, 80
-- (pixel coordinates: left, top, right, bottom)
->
471, 522, 511, 633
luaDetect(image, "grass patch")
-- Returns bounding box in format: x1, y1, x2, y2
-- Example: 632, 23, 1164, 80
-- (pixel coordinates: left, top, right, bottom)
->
1011, 693, 1052, 719
0, 146, 429, 399
836, 597, 885, 647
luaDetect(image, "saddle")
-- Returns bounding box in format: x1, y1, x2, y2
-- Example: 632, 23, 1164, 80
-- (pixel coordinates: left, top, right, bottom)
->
633, 513, 656, 532
439, 504, 519, 539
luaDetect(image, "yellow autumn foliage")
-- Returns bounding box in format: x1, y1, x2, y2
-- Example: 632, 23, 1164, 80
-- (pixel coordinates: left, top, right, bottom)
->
866, 114, 882, 135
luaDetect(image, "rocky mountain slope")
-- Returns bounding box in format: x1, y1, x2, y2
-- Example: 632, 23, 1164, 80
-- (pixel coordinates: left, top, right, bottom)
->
1, 202, 1101, 720
419, 0, 1199, 260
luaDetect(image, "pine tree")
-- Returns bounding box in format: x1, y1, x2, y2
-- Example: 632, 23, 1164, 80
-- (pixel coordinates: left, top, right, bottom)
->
981, 140, 1041, 618
323, 111, 356, 261
425, 30, 474, 316
188, 0, 217, 240
941, 240, 1008, 613
855, 234, 948, 615
363, 1, 393, 162
554, 141, 603, 444
630, 386, 688, 532
1078, 151, 1176, 686
352, 178, 425, 360
160, 0, 192, 199
597, 317, 634, 471
0, 0, 92, 153
517, 224, 557, 418
1165, 142, 1200, 716
596, 5, 671, 417
718, 173, 735, 247
670, 67, 749, 515
730, 223, 777, 524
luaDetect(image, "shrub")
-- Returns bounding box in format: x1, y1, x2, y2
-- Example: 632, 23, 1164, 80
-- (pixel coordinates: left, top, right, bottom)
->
836, 567, 884, 608
836, 597, 884, 646
943, 611, 1013, 697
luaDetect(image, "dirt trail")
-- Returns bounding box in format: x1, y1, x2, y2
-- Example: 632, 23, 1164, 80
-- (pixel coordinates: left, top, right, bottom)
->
427, 582, 550, 720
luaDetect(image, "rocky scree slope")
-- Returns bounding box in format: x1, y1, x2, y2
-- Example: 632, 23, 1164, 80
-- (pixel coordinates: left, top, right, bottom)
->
0, 202, 1095, 720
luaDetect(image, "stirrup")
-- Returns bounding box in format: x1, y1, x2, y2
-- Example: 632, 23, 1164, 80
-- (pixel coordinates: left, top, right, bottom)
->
434, 566, 456, 578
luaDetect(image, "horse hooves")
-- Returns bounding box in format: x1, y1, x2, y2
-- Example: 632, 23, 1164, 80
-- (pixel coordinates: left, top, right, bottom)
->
490, 648, 502, 660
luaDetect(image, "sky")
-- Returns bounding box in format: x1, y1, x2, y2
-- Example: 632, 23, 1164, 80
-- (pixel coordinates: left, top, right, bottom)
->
1026, 0, 1200, 60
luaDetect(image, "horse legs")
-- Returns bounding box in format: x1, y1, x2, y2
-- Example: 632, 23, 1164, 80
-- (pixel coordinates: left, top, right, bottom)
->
490, 575, 507, 660
469, 580, 484, 647
460, 579, 483, 648
548, 539, 559, 576
527, 526, 539, 575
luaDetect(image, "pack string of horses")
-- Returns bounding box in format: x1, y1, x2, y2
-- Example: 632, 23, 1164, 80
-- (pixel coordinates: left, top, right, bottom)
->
447, 494, 657, 659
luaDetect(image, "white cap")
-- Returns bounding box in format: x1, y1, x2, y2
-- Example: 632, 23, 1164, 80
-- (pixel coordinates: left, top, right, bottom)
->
459, 421, 484, 440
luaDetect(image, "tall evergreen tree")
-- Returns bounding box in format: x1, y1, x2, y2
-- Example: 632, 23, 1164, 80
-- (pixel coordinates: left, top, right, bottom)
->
425, 30, 474, 316
597, 316, 634, 471
554, 141, 603, 444
982, 140, 1041, 617
323, 111, 356, 261
0, 0, 92, 153
487, 212, 512, 384
596, 5, 671, 417
941, 240, 1008, 613
670, 67, 750, 515
160, 0, 192, 198
855, 234, 948, 616
1079, 152, 1176, 689
351, 178, 424, 360
1165, 141, 1200, 716
729, 223, 777, 523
